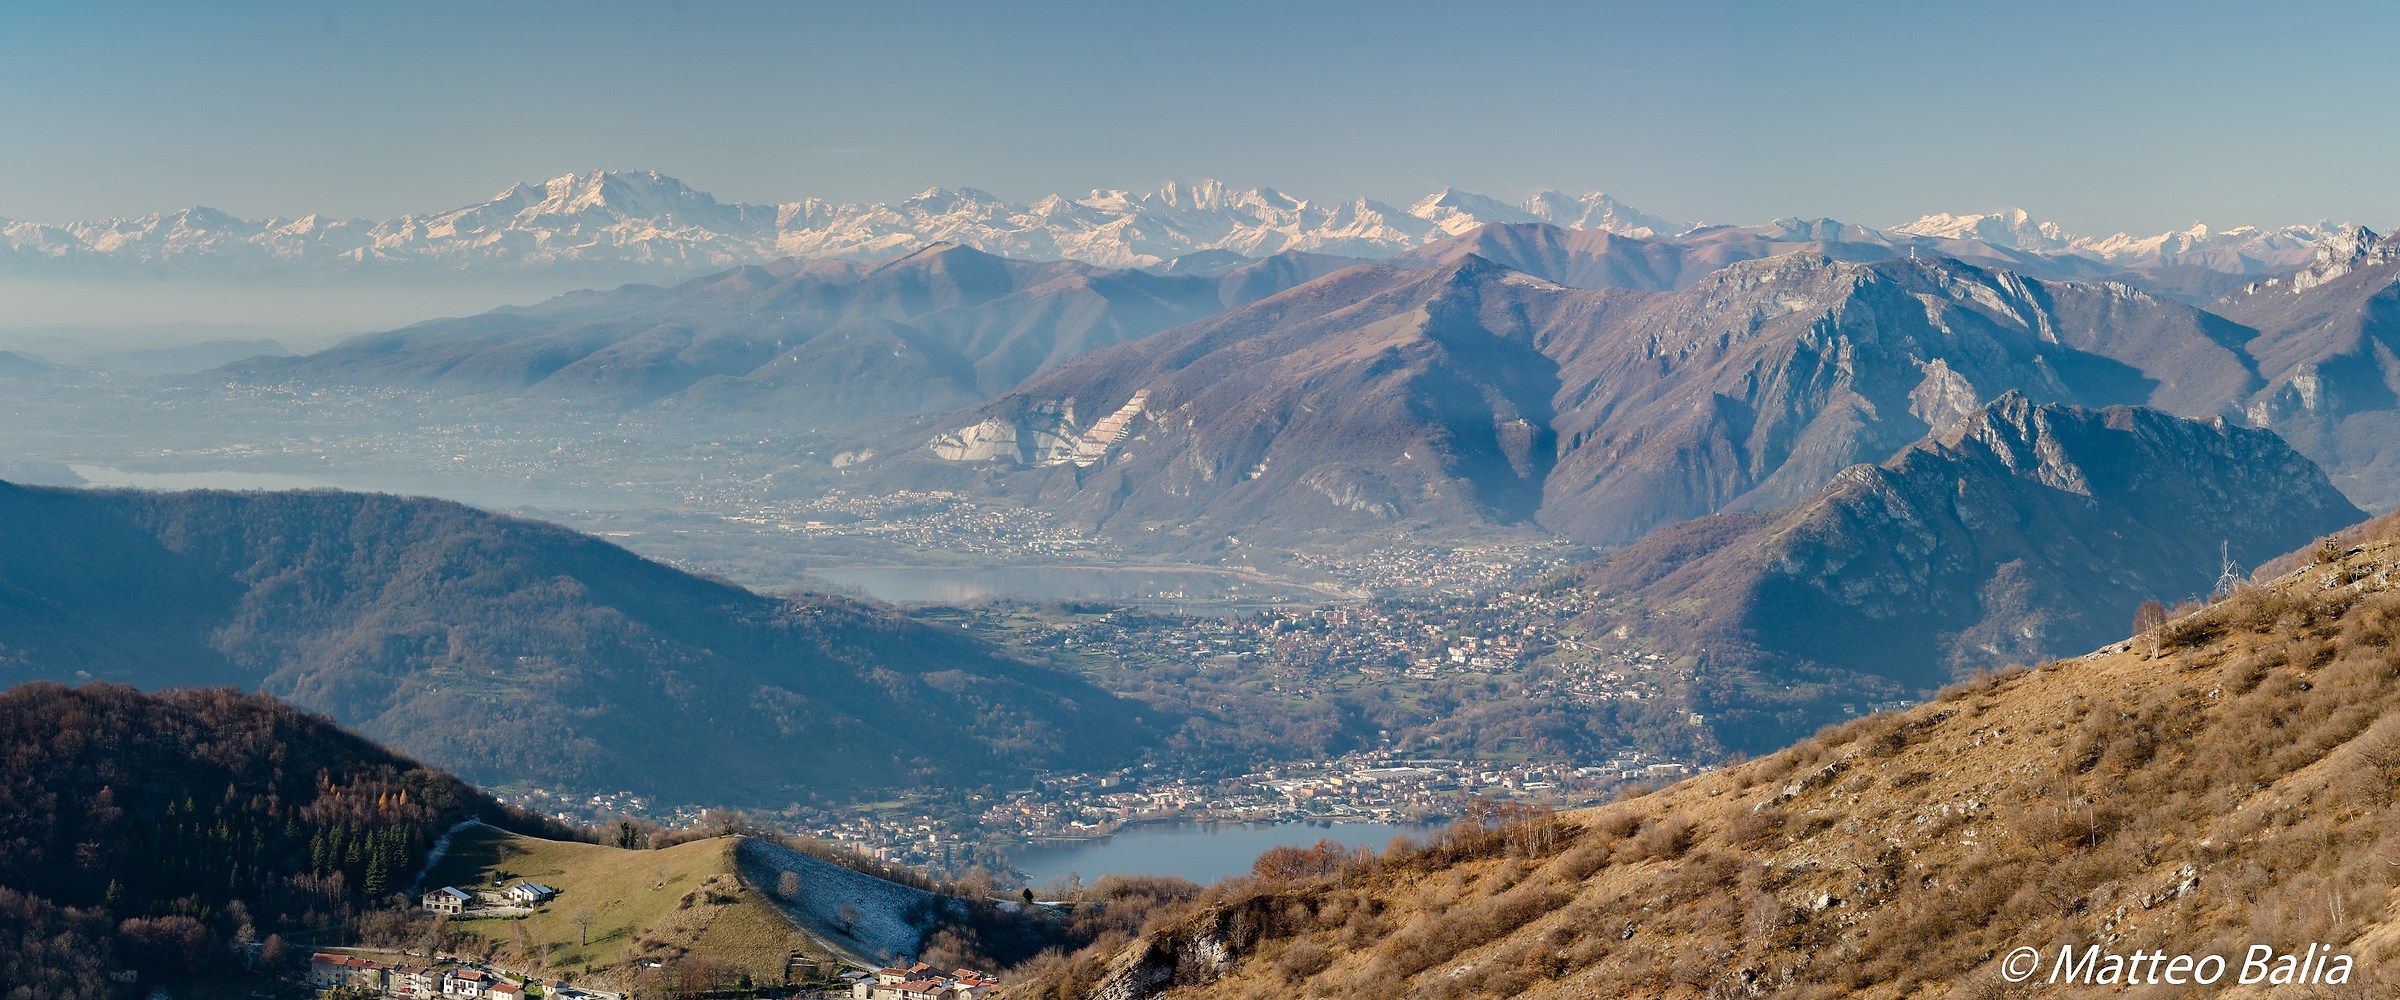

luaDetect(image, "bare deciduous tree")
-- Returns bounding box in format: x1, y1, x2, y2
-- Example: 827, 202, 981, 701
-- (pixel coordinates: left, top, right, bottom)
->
2134, 599, 2168, 657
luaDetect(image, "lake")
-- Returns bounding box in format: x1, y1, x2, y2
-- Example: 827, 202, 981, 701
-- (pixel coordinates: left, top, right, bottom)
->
1010, 820, 1433, 887
806, 565, 1324, 605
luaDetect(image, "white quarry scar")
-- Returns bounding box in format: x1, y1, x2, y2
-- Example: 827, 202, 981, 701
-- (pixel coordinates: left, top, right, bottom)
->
1070, 390, 1150, 467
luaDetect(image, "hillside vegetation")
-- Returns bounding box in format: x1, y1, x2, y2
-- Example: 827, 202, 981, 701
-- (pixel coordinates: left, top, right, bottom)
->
0, 683, 570, 998
1022, 522, 2400, 998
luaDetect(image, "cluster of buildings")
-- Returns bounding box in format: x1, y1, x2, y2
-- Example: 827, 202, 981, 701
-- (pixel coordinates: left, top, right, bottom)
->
1283, 541, 1581, 596
978, 746, 1703, 833
849, 963, 1000, 1000
305, 954, 587, 1000
738, 488, 1113, 559
419, 881, 557, 915
1002, 584, 1614, 688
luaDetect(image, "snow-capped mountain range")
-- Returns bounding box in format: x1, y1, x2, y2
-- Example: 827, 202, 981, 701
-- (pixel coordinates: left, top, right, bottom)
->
0, 170, 2352, 277
1888, 207, 2337, 272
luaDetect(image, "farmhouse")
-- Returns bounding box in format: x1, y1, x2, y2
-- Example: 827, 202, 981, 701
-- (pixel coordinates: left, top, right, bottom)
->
505, 881, 558, 905
422, 886, 472, 915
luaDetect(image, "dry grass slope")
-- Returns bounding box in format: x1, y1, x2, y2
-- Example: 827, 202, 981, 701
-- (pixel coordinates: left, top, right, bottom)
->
425, 826, 830, 982
1030, 527, 2400, 999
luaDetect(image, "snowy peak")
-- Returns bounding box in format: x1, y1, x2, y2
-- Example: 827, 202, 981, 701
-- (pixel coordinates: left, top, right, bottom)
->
1407, 188, 1540, 236
1897, 208, 2345, 271
1890, 208, 2072, 253
532, 169, 713, 217
2285, 224, 2393, 292
1520, 190, 1684, 238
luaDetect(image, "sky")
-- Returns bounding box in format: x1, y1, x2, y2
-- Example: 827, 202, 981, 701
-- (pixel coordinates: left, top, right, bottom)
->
2, 0, 2395, 238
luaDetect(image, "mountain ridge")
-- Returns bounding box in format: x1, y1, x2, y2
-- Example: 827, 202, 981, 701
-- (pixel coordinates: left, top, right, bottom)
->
1569, 392, 2365, 745
897, 250, 2286, 553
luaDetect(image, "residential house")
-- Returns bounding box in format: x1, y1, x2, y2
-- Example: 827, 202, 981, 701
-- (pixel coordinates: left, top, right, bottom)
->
444, 968, 494, 999
504, 881, 558, 905
422, 886, 472, 915
388, 965, 442, 999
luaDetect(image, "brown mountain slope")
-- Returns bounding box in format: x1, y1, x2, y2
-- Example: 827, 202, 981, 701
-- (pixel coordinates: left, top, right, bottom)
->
1026, 527, 2400, 999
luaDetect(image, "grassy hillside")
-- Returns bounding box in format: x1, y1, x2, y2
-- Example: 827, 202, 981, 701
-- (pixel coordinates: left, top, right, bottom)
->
1025, 524, 2400, 998
425, 825, 831, 982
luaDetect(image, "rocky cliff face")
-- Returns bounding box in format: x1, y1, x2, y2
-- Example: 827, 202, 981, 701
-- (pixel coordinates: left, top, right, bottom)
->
2213, 225, 2400, 507
1572, 393, 2363, 746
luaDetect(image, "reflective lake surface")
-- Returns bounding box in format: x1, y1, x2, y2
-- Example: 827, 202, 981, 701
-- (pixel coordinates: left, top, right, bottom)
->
1011, 820, 1434, 887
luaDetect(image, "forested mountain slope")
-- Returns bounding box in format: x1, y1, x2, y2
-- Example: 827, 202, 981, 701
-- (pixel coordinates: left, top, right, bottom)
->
0, 482, 1162, 805
0, 682, 568, 997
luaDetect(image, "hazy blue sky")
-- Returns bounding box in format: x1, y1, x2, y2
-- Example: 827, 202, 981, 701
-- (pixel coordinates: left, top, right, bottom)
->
3, 0, 2393, 235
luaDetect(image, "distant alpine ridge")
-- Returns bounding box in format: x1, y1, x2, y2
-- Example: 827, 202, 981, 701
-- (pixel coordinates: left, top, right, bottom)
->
0, 169, 2353, 276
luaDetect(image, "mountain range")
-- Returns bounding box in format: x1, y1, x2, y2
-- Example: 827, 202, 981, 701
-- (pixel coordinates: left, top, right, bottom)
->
206, 217, 2400, 569
898, 244, 2293, 552
223, 243, 1354, 420
0, 481, 1160, 805
0, 171, 1677, 277
1, 170, 2358, 279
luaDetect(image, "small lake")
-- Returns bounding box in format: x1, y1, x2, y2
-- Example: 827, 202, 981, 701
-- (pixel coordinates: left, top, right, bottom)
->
807, 565, 1322, 605
1011, 820, 1434, 887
